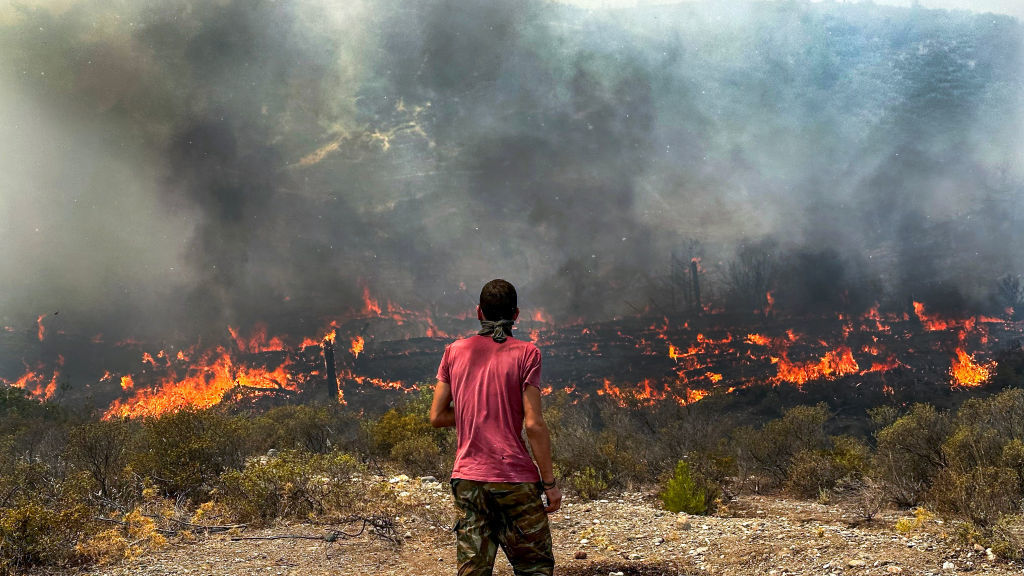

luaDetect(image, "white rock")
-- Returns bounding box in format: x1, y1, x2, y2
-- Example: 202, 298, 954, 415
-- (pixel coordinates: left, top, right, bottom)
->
986, 548, 996, 561
579, 538, 589, 545
942, 561, 955, 570
628, 553, 641, 560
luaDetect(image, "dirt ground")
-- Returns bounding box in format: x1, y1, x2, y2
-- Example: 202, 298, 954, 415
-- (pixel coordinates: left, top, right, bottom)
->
59, 478, 1023, 576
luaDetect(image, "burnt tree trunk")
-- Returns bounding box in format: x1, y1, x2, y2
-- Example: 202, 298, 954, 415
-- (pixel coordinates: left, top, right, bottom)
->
690, 259, 702, 314
322, 340, 339, 399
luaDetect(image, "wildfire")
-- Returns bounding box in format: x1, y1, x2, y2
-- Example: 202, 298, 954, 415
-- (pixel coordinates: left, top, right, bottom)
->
746, 333, 771, 346
36, 314, 46, 342
228, 324, 287, 353
362, 286, 382, 316
913, 301, 956, 332
774, 346, 859, 388
532, 309, 553, 323
949, 347, 994, 388
350, 335, 365, 358
120, 375, 134, 390
3, 362, 58, 401
103, 349, 299, 419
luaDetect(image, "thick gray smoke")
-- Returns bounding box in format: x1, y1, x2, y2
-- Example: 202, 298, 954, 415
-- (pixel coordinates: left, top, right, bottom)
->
0, 0, 1022, 341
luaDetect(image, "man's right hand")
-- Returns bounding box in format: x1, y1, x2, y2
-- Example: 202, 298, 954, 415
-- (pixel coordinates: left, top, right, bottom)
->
543, 486, 562, 513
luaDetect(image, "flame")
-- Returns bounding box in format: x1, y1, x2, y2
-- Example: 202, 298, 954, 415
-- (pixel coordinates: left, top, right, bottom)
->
680, 388, 709, 405
103, 349, 299, 419
774, 346, 859, 388
764, 291, 775, 316
229, 324, 287, 353
362, 286, 382, 316
950, 347, 994, 388
120, 375, 134, 390
4, 362, 58, 401
668, 343, 680, 361
532, 309, 552, 323
912, 301, 955, 331
36, 314, 45, 342
350, 335, 364, 358
746, 333, 771, 346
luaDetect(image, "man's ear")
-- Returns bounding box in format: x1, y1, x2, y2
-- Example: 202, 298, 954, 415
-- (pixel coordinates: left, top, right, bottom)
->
512, 308, 520, 321
477, 306, 484, 321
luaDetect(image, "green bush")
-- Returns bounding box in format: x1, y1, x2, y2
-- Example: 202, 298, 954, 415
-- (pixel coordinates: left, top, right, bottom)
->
660, 460, 715, 515
873, 403, 950, 506
733, 403, 831, 490
365, 387, 453, 477
131, 408, 254, 499
216, 450, 369, 526
564, 466, 609, 500
66, 419, 135, 499
930, 466, 1019, 528
0, 466, 97, 574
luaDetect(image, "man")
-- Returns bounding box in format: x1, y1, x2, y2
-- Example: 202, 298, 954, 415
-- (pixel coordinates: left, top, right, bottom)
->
430, 279, 562, 576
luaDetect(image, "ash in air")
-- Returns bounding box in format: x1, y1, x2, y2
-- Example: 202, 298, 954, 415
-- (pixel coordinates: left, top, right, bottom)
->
0, 0, 1022, 341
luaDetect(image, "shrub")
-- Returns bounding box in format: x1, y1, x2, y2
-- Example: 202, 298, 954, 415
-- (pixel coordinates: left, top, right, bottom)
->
66, 419, 135, 499
873, 403, 950, 506
131, 408, 254, 499
565, 466, 609, 500
216, 450, 371, 526
660, 460, 716, 515
733, 403, 831, 490
930, 466, 1019, 528
252, 404, 360, 454
366, 387, 453, 476
784, 450, 844, 499
0, 468, 96, 573
894, 506, 934, 534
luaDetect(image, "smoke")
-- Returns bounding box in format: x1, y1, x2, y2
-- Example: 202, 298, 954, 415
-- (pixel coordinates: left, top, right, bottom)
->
0, 0, 1022, 341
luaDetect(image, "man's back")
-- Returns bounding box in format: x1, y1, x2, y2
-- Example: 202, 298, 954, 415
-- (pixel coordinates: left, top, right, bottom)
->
438, 334, 541, 483
430, 279, 559, 576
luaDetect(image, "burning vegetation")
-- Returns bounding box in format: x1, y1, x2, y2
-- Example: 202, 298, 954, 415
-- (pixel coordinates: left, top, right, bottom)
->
0, 278, 1015, 419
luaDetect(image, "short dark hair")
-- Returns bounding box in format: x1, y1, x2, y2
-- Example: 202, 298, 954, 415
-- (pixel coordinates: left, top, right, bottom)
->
479, 279, 517, 321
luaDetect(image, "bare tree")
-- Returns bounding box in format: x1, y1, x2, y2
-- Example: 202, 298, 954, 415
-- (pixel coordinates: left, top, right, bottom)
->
723, 238, 778, 316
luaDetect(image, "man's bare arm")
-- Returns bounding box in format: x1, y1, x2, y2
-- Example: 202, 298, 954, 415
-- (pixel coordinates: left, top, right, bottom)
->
523, 385, 562, 512
429, 380, 455, 428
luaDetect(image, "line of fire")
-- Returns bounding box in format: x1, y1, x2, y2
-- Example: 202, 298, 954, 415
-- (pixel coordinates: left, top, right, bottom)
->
1, 264, 1018, 421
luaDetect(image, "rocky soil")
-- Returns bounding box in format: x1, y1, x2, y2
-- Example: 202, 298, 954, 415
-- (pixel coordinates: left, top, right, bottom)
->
64, 476, 1022, 576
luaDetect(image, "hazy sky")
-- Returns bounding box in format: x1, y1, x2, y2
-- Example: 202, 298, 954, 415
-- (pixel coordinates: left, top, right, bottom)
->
559, 0, 1024, 19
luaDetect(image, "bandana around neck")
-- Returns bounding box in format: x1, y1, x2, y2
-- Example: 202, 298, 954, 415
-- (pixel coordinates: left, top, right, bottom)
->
478, 319, 515, 343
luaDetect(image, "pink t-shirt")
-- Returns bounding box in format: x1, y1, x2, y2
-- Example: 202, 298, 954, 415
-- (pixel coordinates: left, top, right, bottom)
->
437, 334, 542, 482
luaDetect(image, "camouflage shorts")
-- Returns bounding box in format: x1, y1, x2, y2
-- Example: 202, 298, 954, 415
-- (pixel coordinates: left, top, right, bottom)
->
450, 478, 554, 576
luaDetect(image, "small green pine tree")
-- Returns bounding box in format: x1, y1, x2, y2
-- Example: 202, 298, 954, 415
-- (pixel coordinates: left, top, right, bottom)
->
660, 460, 708, 515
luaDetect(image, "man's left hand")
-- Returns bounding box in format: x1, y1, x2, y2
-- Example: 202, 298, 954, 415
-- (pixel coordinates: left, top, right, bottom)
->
543, 486, 562, 513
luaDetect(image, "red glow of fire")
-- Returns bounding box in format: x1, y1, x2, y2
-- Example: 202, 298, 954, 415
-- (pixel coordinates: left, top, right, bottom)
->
36, 314, 45, 342
773, 346, 859, 388
913, 301, 957, 331
361, 286, 382, 316
229, 324, 287, 353
350, 335, 365, 358
3, 361, 58, 401
103, 349, 301, 419
950, 347, 994, 388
